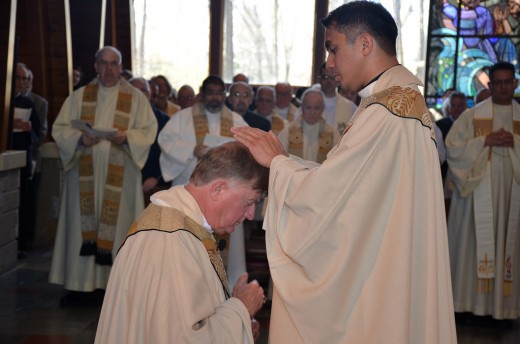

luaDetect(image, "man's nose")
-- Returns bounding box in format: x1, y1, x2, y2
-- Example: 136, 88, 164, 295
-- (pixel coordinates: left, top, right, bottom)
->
245, 205, 255, 220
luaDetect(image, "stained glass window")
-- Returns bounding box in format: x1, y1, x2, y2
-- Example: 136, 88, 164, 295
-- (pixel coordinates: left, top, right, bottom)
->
426, 0, 520, 110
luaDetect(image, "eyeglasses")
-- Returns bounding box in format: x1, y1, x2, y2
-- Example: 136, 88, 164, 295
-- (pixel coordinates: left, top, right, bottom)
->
16, 76, 30, 81
231, 92, 251, 98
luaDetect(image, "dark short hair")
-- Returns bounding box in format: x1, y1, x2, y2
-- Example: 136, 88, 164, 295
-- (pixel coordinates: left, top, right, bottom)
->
488, 61, 516, 80
321, 1, 398, 56
201, 75, 226, 94
189, 141, 268, 193
150, 75, 172, 95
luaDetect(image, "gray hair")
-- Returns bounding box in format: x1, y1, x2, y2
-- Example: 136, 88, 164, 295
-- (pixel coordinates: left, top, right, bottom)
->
255, 85, 276, 102
95, 46, 122, 64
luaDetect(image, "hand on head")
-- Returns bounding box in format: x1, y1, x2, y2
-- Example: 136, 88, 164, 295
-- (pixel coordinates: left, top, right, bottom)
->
231, 126, 288, 167
232, 272, 265, 316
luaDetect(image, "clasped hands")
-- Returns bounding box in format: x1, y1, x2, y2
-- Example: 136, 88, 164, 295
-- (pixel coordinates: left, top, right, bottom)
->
484, 128, 514, 148
232, 272, 265, 341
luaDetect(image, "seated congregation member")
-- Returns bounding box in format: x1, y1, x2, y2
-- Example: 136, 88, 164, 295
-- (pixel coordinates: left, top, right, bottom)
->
228, 81, 271, 132
274, 82, 298, 122
150, 74, 180, 116
95, 142, 267, 343
129, 77, 171, 205
177, 84, 197, 109
255, 85, 289, 136
278, 88, 340, 163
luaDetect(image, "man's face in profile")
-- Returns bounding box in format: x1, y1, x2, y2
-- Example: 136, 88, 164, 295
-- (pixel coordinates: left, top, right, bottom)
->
209, 180, 261, 234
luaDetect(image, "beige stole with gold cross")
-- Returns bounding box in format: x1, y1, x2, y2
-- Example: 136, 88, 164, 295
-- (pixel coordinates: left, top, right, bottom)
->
473, 100, 520, 295
78, 79, 131, 265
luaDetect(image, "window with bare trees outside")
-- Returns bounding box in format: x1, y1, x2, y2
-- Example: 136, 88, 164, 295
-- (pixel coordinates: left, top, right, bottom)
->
222, 0, 315, 85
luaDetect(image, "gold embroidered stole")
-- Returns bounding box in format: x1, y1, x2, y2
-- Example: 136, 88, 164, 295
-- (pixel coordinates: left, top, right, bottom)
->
192, 103, 234, 145
191, 103, 234, 263
79, 80, 131, 265
127, 204, 230, 297
472, 102, 520, 295
288, 117, 335, 163
343, 86, 432, 138
271, 114, 285, 135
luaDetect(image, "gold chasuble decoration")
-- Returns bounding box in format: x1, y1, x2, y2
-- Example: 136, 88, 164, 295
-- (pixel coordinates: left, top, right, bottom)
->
191, 103, 234, 264
345, 86, 432, 138
192, 103, 234, 145
127, 204, 230, 298
271, 115, 285, 135
78, 80, 131, 265
288, 117, 335, 163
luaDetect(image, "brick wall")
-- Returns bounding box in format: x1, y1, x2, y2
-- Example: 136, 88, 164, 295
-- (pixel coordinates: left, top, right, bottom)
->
0, 151, 26, 274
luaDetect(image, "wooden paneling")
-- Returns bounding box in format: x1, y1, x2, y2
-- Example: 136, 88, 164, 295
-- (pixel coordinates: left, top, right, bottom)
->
105, 0, 132, 70
0, 0, 16, 152
14, 0, 70, 139
70, 0, 103, 84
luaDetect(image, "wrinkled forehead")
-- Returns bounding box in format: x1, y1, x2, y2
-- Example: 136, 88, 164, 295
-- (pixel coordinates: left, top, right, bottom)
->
302, 91, 324, 106
230, 83, 252, 95
97, 49, 121, 63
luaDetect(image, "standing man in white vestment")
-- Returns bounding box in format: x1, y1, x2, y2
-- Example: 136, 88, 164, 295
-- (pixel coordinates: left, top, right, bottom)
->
446, 61, 520, 320
278, 88, 340, 163
255, 86, 289, 136
95, 142, 266, 343
50, 46, 157, 300
274, 82, 298, 122
232, 1, 457, 343
159, 75, 249, 289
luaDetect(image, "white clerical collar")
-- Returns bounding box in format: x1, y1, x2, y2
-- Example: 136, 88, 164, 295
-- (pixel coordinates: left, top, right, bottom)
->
205, 109, 221, 116
358, 81, 376, 98
202, 217, 213, 234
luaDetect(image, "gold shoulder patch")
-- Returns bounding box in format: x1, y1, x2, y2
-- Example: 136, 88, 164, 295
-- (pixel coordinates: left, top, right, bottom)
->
359, 86, 434, 140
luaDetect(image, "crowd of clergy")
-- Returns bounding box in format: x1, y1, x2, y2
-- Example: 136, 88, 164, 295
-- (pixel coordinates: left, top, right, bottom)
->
12, 38, 519, 342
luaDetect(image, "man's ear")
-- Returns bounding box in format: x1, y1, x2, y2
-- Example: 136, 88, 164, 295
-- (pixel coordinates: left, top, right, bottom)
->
209, 179, 228, 201
357, 32, 374, 56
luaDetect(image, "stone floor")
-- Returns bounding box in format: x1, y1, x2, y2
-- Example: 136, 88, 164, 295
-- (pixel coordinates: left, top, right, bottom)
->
0, 246, 519, 343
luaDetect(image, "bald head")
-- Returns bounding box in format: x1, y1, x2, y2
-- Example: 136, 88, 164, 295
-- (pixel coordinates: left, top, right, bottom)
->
178, 84, 196, 109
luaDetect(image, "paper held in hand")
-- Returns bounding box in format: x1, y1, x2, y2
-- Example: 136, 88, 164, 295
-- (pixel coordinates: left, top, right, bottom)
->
13, 107, 31, 132
203, 134, 234, 147
72, 119, 118, 139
